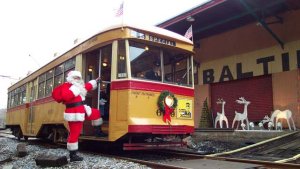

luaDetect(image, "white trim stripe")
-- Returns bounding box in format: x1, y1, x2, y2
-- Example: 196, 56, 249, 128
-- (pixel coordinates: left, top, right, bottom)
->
92, 118, 103, 126
84, 105, 92, 117
67, 142, 78, 150
64, 112, 85, 121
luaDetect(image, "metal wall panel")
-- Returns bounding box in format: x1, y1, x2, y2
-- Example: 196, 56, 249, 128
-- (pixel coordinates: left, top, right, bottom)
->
211, 75, 273, 127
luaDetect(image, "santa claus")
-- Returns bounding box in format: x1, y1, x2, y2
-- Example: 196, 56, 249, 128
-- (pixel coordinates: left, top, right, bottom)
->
52, 70, 103, 162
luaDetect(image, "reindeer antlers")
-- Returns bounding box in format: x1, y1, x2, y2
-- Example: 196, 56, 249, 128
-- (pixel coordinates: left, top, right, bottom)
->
216, 98, 225, 104
236, 97, 250, 104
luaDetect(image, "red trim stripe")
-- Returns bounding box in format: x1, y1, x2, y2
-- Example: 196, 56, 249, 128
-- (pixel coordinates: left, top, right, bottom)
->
32, 96, 54, 106
7, 104, 27, 112
111, 80, 194, 97
128, 125, 194, 134
7, 96, 55, 112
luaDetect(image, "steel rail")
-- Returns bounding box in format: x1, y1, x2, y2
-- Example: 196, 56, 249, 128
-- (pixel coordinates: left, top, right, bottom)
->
159, 150, 300, 169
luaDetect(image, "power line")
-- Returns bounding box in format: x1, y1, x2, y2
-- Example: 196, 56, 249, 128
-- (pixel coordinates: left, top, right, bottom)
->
28, 54, 40, 67
0, 75, 19, 80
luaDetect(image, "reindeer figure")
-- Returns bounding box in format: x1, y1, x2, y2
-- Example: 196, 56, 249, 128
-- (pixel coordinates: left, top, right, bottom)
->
270, 109, 296, 131
214, 98, 229, 128
258, 115, 272, 129
232, 97, 250, 130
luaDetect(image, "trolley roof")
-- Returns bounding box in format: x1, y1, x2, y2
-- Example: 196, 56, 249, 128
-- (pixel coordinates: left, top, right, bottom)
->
8, 23, 193, 91
94, 23, 193, 44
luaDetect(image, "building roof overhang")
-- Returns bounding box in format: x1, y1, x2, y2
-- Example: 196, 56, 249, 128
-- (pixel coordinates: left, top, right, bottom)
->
158, 0, 300, 48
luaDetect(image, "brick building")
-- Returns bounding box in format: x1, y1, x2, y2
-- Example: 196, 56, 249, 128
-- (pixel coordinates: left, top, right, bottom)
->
158, 0, 300, 129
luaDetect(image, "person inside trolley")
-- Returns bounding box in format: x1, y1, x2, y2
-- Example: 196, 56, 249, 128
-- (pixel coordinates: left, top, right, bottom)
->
145, 61, 161, 81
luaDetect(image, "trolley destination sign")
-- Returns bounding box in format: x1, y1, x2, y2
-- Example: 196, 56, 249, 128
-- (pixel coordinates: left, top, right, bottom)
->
130, 30, 176, 47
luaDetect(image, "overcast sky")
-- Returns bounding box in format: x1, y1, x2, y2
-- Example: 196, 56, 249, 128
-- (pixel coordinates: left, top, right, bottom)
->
0, 0, 208, 109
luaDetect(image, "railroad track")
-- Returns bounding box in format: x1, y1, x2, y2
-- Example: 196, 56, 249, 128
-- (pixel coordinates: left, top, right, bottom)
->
1, 129, 299, 168
0, 129, 14, 138
145, 131, 300, 168
157, 150, 300, 169
208, 131, 300, 164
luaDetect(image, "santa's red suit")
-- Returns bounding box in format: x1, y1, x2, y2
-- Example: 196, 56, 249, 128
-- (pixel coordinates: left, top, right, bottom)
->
54, 70, 103, 152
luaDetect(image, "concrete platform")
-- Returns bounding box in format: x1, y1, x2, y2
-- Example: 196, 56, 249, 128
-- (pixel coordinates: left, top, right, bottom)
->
193, 129, 288, 143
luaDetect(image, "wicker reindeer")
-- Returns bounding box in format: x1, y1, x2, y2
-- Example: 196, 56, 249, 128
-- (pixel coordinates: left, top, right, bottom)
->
214, 98, 229, 128
270, 109, 296, 131
232, 97, 250, 130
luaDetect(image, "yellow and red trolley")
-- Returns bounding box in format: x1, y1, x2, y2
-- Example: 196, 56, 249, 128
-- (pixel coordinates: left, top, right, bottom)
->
6, 23, 195, 150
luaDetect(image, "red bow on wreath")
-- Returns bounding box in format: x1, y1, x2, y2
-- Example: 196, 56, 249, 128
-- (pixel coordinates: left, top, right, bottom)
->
163, 103, 174, 123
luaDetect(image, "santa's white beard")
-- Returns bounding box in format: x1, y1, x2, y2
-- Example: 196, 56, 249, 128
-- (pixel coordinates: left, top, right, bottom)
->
71, 79, 87, 97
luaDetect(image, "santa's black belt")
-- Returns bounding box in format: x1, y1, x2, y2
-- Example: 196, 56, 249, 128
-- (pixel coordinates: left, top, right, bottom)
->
66, 101, 85, 108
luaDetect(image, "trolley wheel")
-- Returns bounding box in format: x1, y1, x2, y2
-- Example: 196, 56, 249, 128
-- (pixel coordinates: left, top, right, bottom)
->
14, 127, 23, 141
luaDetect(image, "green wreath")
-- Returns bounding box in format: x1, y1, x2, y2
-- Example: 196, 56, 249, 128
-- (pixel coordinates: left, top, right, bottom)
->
157, 90, 178, 113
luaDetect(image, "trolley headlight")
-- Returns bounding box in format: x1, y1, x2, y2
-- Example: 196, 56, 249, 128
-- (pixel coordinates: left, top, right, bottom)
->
164, 95, 174, 107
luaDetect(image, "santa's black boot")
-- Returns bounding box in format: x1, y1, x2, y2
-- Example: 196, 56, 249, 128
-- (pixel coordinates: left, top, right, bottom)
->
94, 126, 108, 137
69, 150, 83, 162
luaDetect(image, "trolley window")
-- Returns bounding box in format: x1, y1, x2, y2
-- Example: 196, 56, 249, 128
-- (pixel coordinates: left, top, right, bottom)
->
117, 40, 127, 79
54, 64, 64, 88
38, 73, 46, 98
14, 90, 18, 106
164, 52, 193, 86
20, 85, 26, 104
9, 92, 14, 108
129, 40, 193, 86
7, 92, 11, 108
130, 41, 161, 81
45, 69, 54, 96
64, 58, 75, 71
64, 58, 75, 80
55, 64, 64, 75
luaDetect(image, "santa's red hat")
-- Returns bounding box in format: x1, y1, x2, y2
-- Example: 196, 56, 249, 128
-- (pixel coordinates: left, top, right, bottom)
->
66, 70, 82, 83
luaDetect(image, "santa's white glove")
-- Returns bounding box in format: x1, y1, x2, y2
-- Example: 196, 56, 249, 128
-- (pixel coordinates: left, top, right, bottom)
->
99, 98, 107, 105
89, 80, 97, 90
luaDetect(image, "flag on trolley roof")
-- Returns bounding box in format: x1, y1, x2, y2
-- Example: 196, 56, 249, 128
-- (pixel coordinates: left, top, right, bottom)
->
115, 2, 124, 17
184, 25, 193, 40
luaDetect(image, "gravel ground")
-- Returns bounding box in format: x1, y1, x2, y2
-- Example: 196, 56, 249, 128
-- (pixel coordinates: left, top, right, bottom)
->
0, 137, 151, 169
191, 140, 243, 154
180, 136, 244, 155
0, 134, 245, 169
